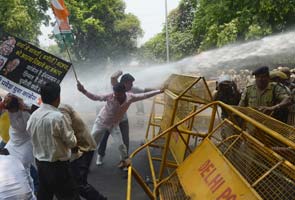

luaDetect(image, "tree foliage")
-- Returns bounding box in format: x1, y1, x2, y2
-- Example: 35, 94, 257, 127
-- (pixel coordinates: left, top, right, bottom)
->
0, 0, 49, 45
193, 0, 295, 51
66, 0, 142, 63
140, 0, 295, 63
0, 0, 142, 64
139, 0, 197, 64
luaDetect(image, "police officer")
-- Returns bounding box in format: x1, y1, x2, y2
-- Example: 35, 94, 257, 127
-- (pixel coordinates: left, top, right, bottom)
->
213, 75, 241, 119
239, 66, 290, 115
269, 70, 291, 123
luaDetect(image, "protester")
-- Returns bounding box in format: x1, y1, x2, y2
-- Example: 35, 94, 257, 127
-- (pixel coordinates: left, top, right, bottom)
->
3, 94, 35, 190
96, 70, 155, 165
77, 81, 163, 168
0, 149, 36, 200
59, 103, 107, 200
0, 96, 10, 148
26, 82, 80, 200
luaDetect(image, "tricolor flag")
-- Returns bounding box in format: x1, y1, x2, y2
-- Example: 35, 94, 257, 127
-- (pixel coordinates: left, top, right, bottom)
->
51, 0, 71, 33
51, 0, 73, 47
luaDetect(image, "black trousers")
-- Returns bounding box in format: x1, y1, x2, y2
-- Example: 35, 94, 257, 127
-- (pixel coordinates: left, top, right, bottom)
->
35, 159, 80, 200
70, 151, 106, 200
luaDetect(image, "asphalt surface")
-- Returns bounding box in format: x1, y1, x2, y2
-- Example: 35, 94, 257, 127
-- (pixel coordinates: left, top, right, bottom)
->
84, 101, 153, 200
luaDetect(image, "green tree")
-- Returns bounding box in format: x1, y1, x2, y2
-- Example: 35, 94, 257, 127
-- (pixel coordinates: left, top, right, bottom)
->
139, 0, 198, 63
193, 0, 295, 51
141, 0, 295, 63
139, 33, 167, 64
66, 0, 142, 63
0, 0, 49, 45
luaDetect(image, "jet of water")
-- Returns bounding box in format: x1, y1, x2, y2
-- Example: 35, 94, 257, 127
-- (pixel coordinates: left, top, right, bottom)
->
61, 30, 295, 113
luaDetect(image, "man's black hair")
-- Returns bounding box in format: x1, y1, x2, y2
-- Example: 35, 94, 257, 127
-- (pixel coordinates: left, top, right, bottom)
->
0, 148, 9, 155
40, 82, 60, 104
113, 82, 126, 93
5, 95, 19, 111
120, 73, 135, 83
30, 104, 39, 113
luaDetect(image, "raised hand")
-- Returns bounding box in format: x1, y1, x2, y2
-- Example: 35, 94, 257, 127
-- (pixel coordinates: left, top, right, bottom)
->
77, 80, 86, 93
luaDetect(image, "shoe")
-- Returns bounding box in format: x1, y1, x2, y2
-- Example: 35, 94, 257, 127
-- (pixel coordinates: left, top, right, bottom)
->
96, 154, 103, 165
124, 158, 131, 166
117, 160, 125, 168
117, 158, 131, 169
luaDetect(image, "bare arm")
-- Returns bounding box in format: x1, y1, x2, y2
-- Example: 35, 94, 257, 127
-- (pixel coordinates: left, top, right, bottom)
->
259, 96, 291, 113
77, 80, 108, 101
132, 83, 165, 93
111, 70, 123, 86
130, 89, 163, 103
143, 88, 156, 92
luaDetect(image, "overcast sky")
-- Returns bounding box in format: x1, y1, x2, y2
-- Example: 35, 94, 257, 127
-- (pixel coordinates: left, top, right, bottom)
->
124, 0, 180, 44
39, 0, 180, 46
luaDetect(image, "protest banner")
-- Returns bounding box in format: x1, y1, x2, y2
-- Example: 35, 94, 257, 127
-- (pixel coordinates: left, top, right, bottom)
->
0, 31, 71, 105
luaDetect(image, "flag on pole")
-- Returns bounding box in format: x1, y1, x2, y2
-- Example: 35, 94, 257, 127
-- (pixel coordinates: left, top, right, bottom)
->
51, 0, 74, 48
51, 0, 71, 33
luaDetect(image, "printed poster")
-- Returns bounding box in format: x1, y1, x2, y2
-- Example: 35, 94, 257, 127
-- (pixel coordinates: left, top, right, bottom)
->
0, 31, 71, 105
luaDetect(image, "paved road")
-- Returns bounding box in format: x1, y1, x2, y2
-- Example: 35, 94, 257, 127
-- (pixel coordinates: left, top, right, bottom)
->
83, 101, 153, 200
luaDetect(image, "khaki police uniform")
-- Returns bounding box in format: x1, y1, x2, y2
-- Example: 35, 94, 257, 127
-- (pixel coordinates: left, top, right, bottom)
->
239, 82, 288, 108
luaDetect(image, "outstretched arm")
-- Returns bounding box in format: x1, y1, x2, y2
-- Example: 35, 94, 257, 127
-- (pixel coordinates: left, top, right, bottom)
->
130, 89, 163, 103
77, 80, 108, 101
259, 96, 291, 114
111, 70, 123, 86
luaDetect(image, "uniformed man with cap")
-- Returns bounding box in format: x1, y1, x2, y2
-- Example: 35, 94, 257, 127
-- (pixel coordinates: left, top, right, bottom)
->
270, 70, 291, 94
213, 75, 241, 119
269, 70, 292, 123
278, 66, 295, 90
239, 66, 291, 115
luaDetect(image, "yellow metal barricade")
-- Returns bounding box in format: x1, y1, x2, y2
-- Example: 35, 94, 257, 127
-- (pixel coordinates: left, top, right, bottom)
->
145, 74, 213, 180
126, 101, 295, 200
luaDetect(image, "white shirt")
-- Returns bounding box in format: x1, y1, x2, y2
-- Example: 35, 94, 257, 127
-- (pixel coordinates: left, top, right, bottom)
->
5, 110, 34, 170
26, 103, 77, 162
0, 155, 36, 200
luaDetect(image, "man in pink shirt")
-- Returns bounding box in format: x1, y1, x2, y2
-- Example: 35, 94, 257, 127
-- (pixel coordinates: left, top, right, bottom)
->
77, 81, 163, 168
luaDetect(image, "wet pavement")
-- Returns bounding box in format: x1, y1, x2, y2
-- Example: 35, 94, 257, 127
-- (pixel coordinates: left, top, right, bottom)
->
84, 101, 153, 200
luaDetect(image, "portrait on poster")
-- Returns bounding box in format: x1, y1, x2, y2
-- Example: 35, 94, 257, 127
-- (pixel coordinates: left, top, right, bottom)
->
2, 58, 20, 76
0, 36, 16, 57
0, 55, 8, 70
